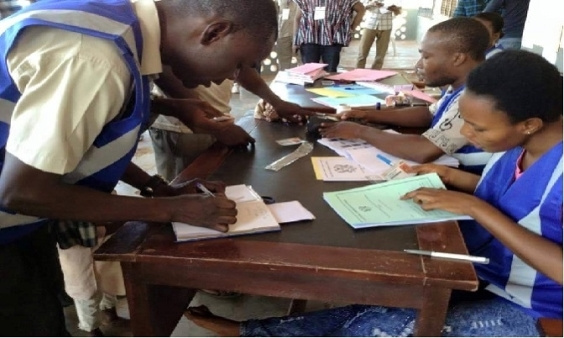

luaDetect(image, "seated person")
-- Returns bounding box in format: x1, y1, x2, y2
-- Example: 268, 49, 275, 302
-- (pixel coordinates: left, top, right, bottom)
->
320, 17, 493, 173
473, 12, 505, 59
186, 50, 563, 336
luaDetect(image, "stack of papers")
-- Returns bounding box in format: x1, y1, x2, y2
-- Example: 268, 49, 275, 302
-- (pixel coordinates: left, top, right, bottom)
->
274, 63, 328, 85
323, 173, 472, 228
325, 69, 397, 82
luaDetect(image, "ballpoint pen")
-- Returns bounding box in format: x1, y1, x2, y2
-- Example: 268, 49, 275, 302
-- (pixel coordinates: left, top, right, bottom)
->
404, 249, 490, 264
196, 182, 215, 197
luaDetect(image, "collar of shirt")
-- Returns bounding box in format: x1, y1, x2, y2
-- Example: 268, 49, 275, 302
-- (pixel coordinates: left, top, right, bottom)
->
131, 0, 162, 76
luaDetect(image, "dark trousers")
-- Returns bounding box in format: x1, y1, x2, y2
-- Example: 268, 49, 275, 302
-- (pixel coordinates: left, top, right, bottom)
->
0, 225, 68, 336
299, 43, 343, 72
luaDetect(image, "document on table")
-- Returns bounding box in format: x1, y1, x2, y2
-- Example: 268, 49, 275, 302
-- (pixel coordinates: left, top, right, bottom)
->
323, 173, 472, 229
311, 156, 381, 181
172, 184, 280, 242
317, 130, 459, 169
306, 87, 355, 98
267, 201, 315, 223
324, 69, 398, 82
311, 95, 385, 109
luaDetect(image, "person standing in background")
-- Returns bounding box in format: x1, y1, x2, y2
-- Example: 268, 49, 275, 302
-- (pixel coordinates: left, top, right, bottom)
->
473, 11, 505, 59
356, 1, 402, 70
483, 0, 530, 50
452, 0, 488, 17
293, 0, 366, 72
276, 0, 297, 70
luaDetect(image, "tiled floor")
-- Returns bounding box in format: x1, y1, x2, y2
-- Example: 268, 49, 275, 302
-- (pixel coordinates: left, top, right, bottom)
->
66, 39, 421, 337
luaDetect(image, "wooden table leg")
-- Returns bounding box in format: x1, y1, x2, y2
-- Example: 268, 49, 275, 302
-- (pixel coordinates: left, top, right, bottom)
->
122, 263, 196, 336
413, 287, 451, 336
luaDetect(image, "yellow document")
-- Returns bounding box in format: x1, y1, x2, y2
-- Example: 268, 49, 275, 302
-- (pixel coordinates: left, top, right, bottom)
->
306, 87, 355, 97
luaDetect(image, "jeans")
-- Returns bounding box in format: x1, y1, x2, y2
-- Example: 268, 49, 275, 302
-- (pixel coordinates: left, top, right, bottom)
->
498, 37, 522, 50
299, 43, 343, 72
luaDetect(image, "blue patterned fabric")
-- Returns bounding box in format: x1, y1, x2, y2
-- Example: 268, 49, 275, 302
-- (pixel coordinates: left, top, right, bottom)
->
242, 297, 541, 336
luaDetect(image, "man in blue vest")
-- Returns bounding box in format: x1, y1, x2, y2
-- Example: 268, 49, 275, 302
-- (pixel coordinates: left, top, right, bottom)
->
0, 0, 279, 335
320, 17, 493, 173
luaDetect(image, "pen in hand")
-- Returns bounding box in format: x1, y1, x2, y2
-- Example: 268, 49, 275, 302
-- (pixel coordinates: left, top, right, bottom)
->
196, 182, 216, 197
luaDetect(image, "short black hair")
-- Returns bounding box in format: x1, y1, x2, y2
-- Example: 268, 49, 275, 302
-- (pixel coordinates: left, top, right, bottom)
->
466, 50, 563, 124
428, 17, 490, 61
166, 0, 278, 41
474, 12, 504, 38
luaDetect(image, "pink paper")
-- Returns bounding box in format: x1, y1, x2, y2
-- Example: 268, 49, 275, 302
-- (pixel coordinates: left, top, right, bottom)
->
402, 89, 438, 103
287, 63, 328, 75
325, 69, 398, 81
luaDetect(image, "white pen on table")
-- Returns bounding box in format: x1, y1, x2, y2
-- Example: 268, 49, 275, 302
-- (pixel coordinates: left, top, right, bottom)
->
196, 182, 215, 197
404, 249, 490, 264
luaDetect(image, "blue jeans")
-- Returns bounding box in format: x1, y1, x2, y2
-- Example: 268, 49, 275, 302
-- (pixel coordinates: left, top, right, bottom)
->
241, 296, 541, 336
498, 37, 522, 50
299, 43, 343, 72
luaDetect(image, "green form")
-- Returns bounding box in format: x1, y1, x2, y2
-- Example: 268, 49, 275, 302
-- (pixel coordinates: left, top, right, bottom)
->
323, 173, 471, 229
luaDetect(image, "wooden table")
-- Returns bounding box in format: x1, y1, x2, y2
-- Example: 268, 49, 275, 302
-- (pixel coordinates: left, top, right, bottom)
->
94, 116, 478, 337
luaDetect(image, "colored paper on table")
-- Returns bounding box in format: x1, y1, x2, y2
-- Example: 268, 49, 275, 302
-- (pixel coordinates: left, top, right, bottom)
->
329, 84, 383, 96
311, 95, 385, 109
402, 89, 438, 103
287, 63, 328, 75
306, 87, 355, 97
325, 69, 397, 82
323, 173, 472, 228
311, 156, 379, 181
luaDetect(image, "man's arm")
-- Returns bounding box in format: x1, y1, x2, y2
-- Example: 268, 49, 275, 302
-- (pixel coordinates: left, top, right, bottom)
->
350, 2, 366, 32
341, 106, 433, 127
321, 123, 446, 163
0, 152, 236, 230
153, 66, 255, 146
236, 66, 312, 120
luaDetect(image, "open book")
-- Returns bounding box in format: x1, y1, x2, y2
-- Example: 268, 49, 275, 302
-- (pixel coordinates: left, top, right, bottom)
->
172, 185, 280, 242
323, 173, 471, 228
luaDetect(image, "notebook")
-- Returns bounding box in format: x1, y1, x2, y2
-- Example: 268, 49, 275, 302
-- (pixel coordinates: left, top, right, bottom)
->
172, 185, 280, 242
323, 173, 471, 229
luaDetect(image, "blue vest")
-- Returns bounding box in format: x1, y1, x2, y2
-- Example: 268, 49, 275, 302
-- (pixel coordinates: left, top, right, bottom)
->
461, 142, 563, 318
431, 85, 490, 174
0, 0, 151, 243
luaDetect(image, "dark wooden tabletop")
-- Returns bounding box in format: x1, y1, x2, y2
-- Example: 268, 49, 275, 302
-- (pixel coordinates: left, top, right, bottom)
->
94, 116, 478, 336
94, 71, 478, 335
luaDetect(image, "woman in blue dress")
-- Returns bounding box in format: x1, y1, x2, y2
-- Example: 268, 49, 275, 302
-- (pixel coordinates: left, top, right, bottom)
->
187, 50, 562, 337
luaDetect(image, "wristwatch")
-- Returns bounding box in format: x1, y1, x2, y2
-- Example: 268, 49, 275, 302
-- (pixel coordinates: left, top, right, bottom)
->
140, 174, 169, 197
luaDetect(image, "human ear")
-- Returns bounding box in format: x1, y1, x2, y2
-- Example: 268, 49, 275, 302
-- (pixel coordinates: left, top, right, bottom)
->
201, 21, 234, 45
519, 118, 544, 135
452, 52, 467, 67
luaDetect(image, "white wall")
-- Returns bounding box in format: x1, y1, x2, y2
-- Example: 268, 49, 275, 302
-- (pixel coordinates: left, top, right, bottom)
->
521, 0, 564, 72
